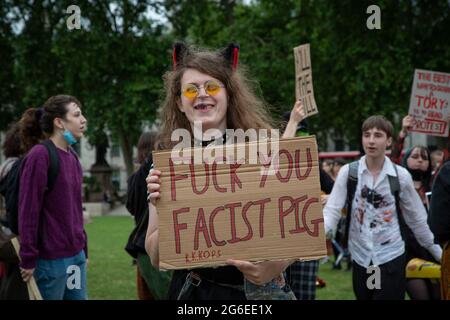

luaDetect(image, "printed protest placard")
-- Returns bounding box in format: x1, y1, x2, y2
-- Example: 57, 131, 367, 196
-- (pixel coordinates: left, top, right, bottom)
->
153, 136, 327, 270
408, 69, 450, 137
294, 44, 318, 117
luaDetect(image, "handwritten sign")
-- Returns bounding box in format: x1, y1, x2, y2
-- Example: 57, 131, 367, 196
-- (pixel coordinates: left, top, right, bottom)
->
153, 136, 326, 270
408, 69, 450, 137
294, 44, 318, 118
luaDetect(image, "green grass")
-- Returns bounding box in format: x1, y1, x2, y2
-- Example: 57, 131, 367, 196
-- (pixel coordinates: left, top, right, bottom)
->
84, 216, 136, 300
85, 216, 355, 300
316, 261, 355, 300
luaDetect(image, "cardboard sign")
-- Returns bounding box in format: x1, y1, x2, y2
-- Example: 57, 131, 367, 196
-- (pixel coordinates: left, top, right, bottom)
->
294, 44, 318, 117
153, 136, 327, 270
408, 69, 450, 137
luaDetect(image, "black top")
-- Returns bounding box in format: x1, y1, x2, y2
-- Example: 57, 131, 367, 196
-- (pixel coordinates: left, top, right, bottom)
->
429, 160, 450, 244
319, 168, 334, 194
125, 155, 152, 258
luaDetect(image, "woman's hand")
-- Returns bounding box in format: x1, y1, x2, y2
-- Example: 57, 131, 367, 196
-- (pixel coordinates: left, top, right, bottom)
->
226, 259, 292, 285
290, 100, 305, 124
20, 268, 35, 282
146, 169, 162, 205
400, 115, 413, 138
283, 100, 306, 139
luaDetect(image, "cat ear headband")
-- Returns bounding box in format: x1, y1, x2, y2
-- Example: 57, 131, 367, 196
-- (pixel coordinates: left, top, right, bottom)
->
172, 42, 240, 71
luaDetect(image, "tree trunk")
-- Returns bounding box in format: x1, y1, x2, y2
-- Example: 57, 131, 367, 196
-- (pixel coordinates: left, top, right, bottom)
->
118, 128, 135, 178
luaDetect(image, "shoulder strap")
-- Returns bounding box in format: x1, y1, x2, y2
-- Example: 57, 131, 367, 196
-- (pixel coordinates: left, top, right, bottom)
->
388, 164, 406, 239
40, 140, 60, 192
344, 161, 359, 246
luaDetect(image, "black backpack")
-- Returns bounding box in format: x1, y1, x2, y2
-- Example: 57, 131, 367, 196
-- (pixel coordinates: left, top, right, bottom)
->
0, 140, 59, 235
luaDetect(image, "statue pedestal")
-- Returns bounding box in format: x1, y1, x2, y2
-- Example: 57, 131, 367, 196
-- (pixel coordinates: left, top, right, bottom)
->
89, 164, 114, 203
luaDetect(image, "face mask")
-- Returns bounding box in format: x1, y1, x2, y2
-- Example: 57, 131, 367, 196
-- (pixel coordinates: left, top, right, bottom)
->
63, 129, 78, 145
409, 168, 426, 181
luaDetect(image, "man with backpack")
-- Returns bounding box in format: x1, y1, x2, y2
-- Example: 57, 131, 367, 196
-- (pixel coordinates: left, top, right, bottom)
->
323, 115, 442, 300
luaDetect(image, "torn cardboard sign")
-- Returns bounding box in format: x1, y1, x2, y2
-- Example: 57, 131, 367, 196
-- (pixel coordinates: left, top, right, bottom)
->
152, 136, 326, 270
294, 43, 318, 118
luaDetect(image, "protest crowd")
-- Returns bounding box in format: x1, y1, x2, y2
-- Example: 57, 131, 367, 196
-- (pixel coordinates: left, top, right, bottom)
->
0, 42, 449, 301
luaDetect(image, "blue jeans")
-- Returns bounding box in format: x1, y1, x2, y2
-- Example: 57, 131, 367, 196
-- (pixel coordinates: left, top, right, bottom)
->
34, 250, 87, 300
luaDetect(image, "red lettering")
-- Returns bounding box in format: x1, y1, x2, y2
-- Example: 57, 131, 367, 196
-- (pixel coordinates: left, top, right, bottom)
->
209, 206, 226, 247
225, 202, 242, 243
276, 149, 293, 182
240, 201, 254, 242
278, 196, 295, 238
189, 163, 210, 195
301, 197, 322, 237
253, 198, 271, 238
194, 208, 212, 250
173, 207, 190, 254
230, 163, 243, 192
212, 159, 227, 193
258, 151, 272, 188
289, 195, 308, 234
295, 148, 312, 180
169, 158, 188, 201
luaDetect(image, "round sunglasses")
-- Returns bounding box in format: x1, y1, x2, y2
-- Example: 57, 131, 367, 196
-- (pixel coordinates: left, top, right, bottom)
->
181, 80, 225, 99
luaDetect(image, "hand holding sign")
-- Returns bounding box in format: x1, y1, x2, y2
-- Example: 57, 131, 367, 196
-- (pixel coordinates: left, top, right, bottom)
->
226, 259, 291, 285
146, 169, 162, 205
400, 114, 414, 138
290, 100, 306, 123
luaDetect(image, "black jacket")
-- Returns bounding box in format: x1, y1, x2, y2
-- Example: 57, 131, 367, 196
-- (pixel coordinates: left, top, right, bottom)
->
125, 155, 152, 258
429, 160, 450, 245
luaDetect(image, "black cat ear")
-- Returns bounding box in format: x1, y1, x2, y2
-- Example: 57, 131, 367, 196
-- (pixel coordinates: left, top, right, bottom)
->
173, 42, 189, 70
220, 43, 240, 71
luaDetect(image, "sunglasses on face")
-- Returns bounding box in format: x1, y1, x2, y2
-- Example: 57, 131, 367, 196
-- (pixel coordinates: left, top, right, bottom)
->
181, 80, 224, 100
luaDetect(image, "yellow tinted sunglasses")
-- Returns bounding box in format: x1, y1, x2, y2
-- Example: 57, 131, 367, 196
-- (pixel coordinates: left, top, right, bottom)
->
181, 80, 224, 99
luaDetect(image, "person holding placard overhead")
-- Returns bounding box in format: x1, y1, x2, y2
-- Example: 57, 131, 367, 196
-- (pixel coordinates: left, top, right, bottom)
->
145, 43, 297, 300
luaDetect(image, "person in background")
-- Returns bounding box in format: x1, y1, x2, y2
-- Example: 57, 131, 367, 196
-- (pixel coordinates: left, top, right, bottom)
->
430, 149, 444, 175
125, 131, 172, 300
282, 99, 333, 299
18, 95, 88, 300
400, 145, 440, 300
321, 159, 334, 179
429, 159, 450, 300
0, 123, 28, 300
331, 158, 346, 181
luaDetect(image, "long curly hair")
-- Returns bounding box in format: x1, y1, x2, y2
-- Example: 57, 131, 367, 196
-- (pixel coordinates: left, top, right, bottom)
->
158, 44, 274, 149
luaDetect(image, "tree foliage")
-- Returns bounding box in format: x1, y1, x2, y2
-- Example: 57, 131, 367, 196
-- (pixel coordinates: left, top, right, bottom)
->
1, 0, 449, 164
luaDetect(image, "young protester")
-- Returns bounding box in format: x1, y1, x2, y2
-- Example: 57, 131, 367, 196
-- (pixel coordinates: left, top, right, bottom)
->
125, 131, 172, 300
323, 115, 442, 300
145, 43, 295, 300
18, 95, 88, 300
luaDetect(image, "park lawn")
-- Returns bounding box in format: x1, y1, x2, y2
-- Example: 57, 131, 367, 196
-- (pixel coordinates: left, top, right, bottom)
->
84, 216, 137, 300
85, 216, 355, 300
316, 261, 355, 300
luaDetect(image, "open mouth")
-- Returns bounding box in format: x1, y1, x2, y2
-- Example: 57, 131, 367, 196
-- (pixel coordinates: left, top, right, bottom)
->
194, 103, 214, 111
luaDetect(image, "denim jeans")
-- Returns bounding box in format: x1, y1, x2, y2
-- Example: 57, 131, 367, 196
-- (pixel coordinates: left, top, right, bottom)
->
34, 250, 87, 300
